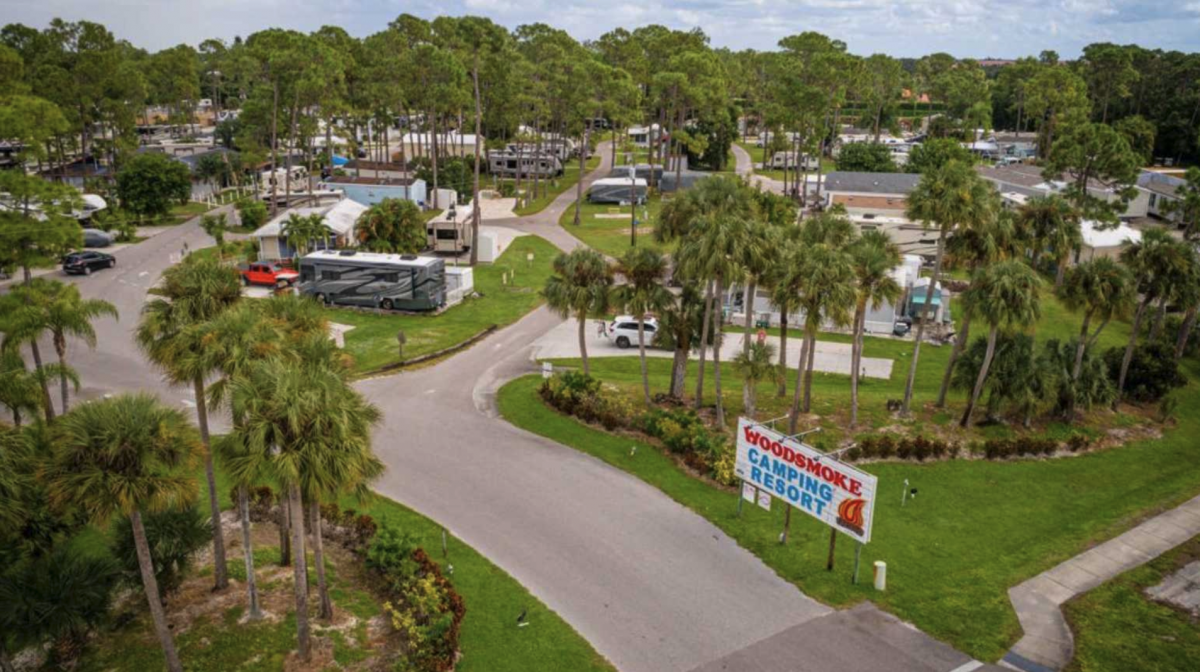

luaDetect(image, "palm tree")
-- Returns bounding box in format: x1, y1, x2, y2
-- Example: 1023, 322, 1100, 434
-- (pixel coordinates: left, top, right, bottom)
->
230, 350, 376, 659
542, 248, 613, 376
848, 231, 901, 428
658, 282, 707, 399
733, 340, 777, 418
43, 394, 203, 672
734, 219, 780, 411
203, 304, 287, 620
1058, 258, 1134, 418
658, 176, 758, 419
613, 248, 673, 403
1115, 229, 1187, 408
1, 280, 115, 417
959, 261, 1043, 427
283, 212, 330, 258
901, 160, 998, 415
767, 235, 805, 398
936, 212, 1018, 408
786, 238, 856, 432
137, 256, 241, 592
31, 281, 117, 414
0, 350, 44, 427
1020, 195, 1081, 288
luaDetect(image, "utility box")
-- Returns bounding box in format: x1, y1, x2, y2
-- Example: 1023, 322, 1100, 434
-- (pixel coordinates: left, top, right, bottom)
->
477, 231, 501, 263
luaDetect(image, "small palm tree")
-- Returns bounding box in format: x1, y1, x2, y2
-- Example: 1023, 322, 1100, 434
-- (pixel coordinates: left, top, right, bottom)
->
283, 212, 330, 258
849, 231, 901, 428
959, 261, 1043, 427
1115, 229, 1188, 407
613, 248, 673, 403
2, 280, 117, 415
542, 248, 613, 375
0, 350, 45, 427
657, 282, 707, 399
1058, 258, 1134, 418
936, 211, 1018, 407
733, 340, 777, 418
137, 256, 241, 592
43, 394, 203, 672
901, 160, 998, 415
1020, 195, 1081, 288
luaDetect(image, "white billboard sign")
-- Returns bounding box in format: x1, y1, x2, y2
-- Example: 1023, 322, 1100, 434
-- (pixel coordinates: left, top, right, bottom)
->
735, 418, 878, 544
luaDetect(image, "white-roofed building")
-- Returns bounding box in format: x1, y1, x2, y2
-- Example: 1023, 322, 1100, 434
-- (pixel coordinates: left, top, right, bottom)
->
252, 198, 369, 262
1077, 220, 1143, 263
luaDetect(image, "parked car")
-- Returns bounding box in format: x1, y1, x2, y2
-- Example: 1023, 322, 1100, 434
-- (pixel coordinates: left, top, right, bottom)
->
608, 315, 659, 349
62, 251, 115, 275
81, 228, 114, 248
239, 262, 300, 287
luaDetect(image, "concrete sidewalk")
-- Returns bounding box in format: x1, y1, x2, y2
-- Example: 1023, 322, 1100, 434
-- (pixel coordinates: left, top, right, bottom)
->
531, 318, 895, 379
1002, 493, 1200, 671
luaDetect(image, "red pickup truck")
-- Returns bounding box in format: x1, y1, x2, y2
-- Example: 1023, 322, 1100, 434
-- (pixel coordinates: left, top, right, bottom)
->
239, 262, 300, 287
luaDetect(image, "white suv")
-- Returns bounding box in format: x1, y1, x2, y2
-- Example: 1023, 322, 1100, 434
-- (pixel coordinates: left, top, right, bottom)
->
608, 315, 659, 349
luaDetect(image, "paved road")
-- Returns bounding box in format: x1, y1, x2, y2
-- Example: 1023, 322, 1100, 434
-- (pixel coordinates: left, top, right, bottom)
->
532, 318, 895, 379
7, 151, 995, 672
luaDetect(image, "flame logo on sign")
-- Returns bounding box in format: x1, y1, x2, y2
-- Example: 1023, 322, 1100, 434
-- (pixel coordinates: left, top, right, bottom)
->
836, 498, 866, 536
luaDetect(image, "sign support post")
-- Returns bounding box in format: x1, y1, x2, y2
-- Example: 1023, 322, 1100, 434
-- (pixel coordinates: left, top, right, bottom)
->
826, 527, 837, 571
853, 543, 862, 584
781, 507, 791, 545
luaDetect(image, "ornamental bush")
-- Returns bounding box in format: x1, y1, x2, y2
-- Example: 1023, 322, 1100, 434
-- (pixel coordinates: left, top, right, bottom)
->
1105, 341, 1187, 403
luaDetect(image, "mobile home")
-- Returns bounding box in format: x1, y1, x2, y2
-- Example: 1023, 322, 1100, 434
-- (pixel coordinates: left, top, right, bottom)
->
298, 249, 446, 311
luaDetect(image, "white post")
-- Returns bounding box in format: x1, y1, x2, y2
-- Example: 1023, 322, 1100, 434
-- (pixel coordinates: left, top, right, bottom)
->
873, 561, 887, 591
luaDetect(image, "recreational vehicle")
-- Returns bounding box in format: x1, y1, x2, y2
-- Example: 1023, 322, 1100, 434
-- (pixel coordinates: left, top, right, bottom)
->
487, 149, 564, 179
588, 177, 648, 205
425, 205, 476, 254
769, 152, 819, 170
298, 249, 446, 311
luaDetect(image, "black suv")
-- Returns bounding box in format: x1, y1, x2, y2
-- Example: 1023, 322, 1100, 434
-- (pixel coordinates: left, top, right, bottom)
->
62, 251, 116, 275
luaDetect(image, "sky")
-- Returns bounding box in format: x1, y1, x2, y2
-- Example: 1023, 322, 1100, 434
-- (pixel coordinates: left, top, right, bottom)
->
3, 0, 1199, 58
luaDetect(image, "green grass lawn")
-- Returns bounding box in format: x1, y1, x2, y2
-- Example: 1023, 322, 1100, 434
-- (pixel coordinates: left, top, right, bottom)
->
492, 156, 601, 217
497, 290, 1200, 662
557, 197, 668, 259
1064, 535, 1200, 672
329, 235, 558, 373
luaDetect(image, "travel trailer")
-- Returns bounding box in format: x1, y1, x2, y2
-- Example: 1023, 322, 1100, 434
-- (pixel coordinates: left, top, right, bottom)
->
486, 149, 564, 179
769, 152, 819, 170
426, 204, 476, 254
298, 249, 446, 311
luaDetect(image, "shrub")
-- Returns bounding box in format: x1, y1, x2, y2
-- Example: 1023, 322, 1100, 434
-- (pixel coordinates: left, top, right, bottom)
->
0, 545, 120, 666
236, 198, 268, 231
711, 443, 738, 486
1105, 341, 1187, 403
367, 523, 421, 590
111, 506, 211, 598
353, 514, 379, 546
1067, 434, 1091, 453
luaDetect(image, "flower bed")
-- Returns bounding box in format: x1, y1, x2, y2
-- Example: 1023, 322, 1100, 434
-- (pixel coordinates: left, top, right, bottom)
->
241, 486, 465, 671
539, 372, 737, 486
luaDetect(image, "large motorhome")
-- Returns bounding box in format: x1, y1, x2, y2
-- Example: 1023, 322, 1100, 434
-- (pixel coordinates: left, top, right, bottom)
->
487, 149, 563, 179
298, 249, 446, 311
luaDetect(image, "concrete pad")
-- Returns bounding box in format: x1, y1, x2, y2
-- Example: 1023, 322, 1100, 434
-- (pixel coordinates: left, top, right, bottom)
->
474, 192, 517, 220
532, 319, 895, 379
1021, 576, 1078, 606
